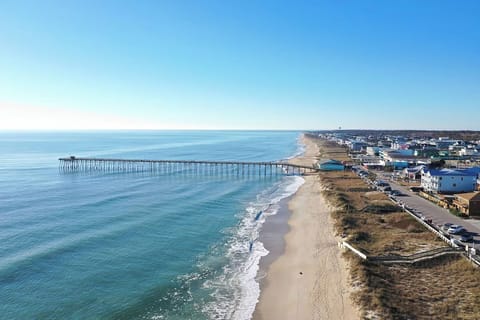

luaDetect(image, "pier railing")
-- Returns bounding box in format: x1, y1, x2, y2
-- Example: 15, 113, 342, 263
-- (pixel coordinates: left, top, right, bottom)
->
58, 157, 318, 176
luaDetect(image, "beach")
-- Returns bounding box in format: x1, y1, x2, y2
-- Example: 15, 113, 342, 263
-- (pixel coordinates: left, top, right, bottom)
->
0, 131, 307, 319
253, 135, 359, 320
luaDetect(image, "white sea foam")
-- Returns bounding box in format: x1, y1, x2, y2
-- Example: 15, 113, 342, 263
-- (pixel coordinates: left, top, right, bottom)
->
201, 135, 307, 320
202, 174, 305, 320
157, 134, 308, 320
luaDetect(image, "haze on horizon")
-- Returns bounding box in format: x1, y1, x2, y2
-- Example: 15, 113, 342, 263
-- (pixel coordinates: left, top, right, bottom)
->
0, 1, 479, 131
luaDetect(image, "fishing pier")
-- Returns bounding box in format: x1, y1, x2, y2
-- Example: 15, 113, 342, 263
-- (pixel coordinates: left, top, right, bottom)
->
59, 157, 318, 176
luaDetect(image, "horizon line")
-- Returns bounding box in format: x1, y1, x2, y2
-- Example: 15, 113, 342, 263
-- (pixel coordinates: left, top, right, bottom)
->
1, 128, 480, 132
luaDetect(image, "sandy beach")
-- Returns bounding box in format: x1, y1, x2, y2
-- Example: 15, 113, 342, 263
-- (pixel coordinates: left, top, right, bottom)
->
253, 135, 359, 320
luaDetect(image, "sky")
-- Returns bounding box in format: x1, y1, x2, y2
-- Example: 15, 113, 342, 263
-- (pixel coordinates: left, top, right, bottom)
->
0, 0, 479, 130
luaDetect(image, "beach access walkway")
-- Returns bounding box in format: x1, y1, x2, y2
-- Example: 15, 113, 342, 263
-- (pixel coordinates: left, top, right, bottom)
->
341, 241, 463, 264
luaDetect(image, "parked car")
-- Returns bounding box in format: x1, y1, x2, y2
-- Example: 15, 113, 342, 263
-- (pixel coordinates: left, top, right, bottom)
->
451, 238, 465, 248
390, 190, 402, 196
375, 180, 389, 187
421, 216, 433, 224
380, 186, 392, 192
409, 186, 424, 192
460, 233, 474, 242
447, 225, 466, 235
442, 223, 454, 232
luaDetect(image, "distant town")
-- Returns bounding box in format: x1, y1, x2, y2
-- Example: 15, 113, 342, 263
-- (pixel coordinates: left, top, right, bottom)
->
311, 130, 480, 218
307, 130, 480, 318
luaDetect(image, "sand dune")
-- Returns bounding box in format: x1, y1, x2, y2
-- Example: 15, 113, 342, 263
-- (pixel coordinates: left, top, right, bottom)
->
253, 135, 359, 320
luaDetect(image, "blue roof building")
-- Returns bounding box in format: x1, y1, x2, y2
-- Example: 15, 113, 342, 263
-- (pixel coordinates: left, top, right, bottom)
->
318, 159, 345, 171
421, 167, 480, 194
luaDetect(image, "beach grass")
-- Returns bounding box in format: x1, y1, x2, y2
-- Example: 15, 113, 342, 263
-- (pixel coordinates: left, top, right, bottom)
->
253, 134, 359, 320
312, 136, 480, 319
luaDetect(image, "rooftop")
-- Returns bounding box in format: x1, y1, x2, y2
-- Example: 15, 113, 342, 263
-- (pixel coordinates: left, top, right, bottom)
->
456, 192, 480, 201
427, 168, 480, 177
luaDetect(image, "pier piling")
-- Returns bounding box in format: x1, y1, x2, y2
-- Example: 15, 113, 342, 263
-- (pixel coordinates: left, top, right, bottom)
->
59, 157, 318, 176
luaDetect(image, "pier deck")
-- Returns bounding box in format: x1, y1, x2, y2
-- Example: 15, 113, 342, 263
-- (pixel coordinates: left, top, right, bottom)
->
59, 157, 318, 175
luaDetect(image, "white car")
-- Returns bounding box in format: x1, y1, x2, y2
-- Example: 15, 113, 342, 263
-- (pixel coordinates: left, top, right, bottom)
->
447, 225, 465, 235
451, 238, 465, 248
442, 223, 454, 232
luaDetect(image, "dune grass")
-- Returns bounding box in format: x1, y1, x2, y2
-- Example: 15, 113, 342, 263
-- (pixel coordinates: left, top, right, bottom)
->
310, 137, 480, 319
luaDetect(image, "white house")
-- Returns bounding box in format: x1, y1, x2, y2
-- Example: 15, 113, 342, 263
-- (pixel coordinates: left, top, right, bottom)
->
366, 146, 380, 156
401, 165, 425, 180
421, 168, 479, 194
349, 141, 367, 152
379, 150, 415, 169
459, 147, 480, 157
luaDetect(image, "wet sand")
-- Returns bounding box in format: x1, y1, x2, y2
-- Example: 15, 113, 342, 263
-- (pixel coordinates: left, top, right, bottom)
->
256, 196, 291, 280
253, 135, 359, 320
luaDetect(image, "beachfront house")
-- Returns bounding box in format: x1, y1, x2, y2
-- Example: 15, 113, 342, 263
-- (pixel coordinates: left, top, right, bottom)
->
349, 141, 367, 152
421, 168, 479, 194
452, 192, 480, 217
379, 150, 412, 170
318, 159, 345, 171
366, 146, 381, 156
401, 165, 425, 181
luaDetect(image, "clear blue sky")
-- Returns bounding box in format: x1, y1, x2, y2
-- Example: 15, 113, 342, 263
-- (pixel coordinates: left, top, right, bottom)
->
0, 0, 479, 130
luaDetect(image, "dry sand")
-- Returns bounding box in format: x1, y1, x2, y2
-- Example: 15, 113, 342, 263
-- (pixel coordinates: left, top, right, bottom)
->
253, 135, 359, 320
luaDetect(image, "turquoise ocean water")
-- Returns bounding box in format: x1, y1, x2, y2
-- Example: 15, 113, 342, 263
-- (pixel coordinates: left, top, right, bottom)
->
0, 131, 304, 320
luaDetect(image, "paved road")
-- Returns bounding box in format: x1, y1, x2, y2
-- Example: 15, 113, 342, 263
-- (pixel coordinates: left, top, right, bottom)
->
375, 172, 480, 245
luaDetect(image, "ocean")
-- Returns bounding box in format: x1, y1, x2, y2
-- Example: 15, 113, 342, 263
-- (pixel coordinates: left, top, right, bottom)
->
0, 130, 304, 320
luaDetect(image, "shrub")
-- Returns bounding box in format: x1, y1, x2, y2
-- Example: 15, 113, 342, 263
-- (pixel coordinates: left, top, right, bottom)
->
406, 224, 423, 233
353, 231, 371, 242
449, 208, 468, 218
362, 203, 399, 214
342, 215, 358, 228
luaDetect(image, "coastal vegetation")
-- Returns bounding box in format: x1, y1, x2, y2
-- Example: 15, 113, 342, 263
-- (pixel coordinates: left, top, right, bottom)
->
313, 136, 480, 319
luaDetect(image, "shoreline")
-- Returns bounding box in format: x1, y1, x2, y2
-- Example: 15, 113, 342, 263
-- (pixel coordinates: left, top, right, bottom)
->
256, 195, 293, 282
252, 134, 359, 320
